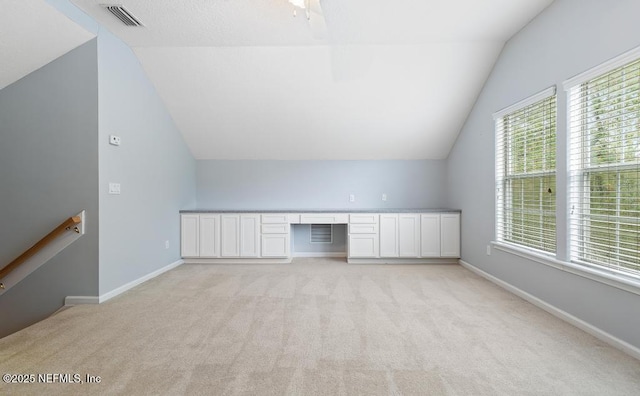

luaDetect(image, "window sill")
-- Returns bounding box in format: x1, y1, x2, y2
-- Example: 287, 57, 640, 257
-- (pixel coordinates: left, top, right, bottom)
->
491, 241, 640, 297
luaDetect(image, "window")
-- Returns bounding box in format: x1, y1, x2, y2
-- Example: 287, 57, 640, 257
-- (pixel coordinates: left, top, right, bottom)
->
567, 58, 640, 276
495, 88, 557, 253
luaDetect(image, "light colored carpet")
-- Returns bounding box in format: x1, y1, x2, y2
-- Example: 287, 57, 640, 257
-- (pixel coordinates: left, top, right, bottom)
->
1, 258, 639, 395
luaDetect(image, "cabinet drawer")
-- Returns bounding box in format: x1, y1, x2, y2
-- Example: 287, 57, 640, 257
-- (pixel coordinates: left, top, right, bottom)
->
349, 223, 379, 234
262, 214, 288, 224
300, 213, 349, 224
261, 223, 290, 234
350, 214, 379, 224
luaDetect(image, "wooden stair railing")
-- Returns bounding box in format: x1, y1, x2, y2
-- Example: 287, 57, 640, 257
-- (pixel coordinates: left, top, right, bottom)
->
0, 216, 82, 290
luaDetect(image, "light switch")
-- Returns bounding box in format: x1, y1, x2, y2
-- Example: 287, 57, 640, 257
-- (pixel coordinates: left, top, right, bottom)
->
108, 183, 121, 195
382, 193, 387, 201
349, 194, 355, 202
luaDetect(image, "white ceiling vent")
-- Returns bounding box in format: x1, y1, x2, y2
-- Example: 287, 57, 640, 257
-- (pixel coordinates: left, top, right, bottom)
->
102, 5, 144, 27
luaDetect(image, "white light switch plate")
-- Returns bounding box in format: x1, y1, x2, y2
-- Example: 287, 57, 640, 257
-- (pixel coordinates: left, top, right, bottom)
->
108, 183, 121, 195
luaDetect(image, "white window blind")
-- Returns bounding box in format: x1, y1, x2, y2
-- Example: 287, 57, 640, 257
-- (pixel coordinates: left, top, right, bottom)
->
495, 89, 557, 253
567, 58, 640, 276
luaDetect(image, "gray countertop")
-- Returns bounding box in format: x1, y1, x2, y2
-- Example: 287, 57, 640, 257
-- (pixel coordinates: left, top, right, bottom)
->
180, 208, 461, 214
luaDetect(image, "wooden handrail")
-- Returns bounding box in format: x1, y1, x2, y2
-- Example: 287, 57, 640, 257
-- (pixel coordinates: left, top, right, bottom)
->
0, 216, 81, 289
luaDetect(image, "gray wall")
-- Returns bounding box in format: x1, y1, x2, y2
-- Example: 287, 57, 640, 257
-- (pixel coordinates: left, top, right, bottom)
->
446, 0, 640, 349
197, 160, 447, 210
0, 40, 99, 338
97, 30, 196, 295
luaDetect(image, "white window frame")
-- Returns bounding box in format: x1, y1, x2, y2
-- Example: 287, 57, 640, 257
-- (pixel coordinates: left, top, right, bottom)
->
564, 48, 640, 278
490, 47, 640, 297
494, 87, 557, 255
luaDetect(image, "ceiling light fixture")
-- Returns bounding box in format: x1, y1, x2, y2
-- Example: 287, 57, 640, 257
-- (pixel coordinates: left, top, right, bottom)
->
289, 0, 310, 20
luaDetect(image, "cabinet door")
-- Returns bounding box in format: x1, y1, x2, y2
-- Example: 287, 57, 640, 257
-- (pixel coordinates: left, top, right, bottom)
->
221, 215, 240, 257
379, 214, 399, 257
199, 214, 220, 257
181, 215, 199, 257
398, 214, 420, 257
240, 214, 260, 257
261, 234, 290, 257
441, 213, 461, 258
420, 214, 441, 257
348, 234, 379, 258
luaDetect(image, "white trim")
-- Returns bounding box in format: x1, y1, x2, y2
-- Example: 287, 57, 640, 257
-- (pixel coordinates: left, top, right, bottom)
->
347, 258, 458, 265
183, 258, 293, 264
492, 241, 640, 296
492, 86, 556, 120
563, 45, 640, 90
99, 259, 183, 303
459, 259, 640, 361
293, 252, 347, 258
65, 259, 184, 305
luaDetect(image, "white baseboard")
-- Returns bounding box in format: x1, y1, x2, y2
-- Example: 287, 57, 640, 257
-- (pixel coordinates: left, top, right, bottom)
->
65, 259, 183, 306
293, 252, 347, 258
459, 259, 640, 361
348, 258, 458, 265
183, 258, 293, 264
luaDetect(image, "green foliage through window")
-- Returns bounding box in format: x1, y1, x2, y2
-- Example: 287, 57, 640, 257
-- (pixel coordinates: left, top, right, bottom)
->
570, 58, 640, 274
496, 94, 557, 253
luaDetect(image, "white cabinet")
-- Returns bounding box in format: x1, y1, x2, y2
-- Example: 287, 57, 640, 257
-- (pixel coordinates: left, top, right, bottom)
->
348, 214, 379, 258
240, 215, 260, 257
378, 213, 460, 259
181, 214, 199, 258
399, 214, 420, 257
221, 215, 240, 257
261, 235, 289, 257
221, 214, 261, 258
348, 234, 379, 257
420, 214, 441, 257
261, 214, 290, 258
381, 214, 421, 258
441, 213, 461, 258
300, 213, 349, 224
181, 211, 460, 262
199, 214, 220, 257
181, 213, 222, 258
379, 214, 399, 257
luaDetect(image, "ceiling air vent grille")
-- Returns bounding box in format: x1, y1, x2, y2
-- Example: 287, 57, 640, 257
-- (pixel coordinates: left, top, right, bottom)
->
102, 5, 144, 27
310, 224, 332, 244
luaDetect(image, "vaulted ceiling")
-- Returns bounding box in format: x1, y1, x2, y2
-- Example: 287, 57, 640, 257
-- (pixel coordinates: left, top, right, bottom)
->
3, 1, 554, 160
0, 0, 95, 90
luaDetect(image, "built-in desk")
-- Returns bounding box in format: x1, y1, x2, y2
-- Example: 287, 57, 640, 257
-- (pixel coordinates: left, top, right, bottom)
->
180, 209, 460, 264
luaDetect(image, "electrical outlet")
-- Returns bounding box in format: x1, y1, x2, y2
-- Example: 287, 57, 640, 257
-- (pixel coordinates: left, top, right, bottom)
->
349, 194, 355, 202
108, 182, 121, 195
109, 135, 121, 146
165, 240, 170, 249
382, 193, 387, 201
